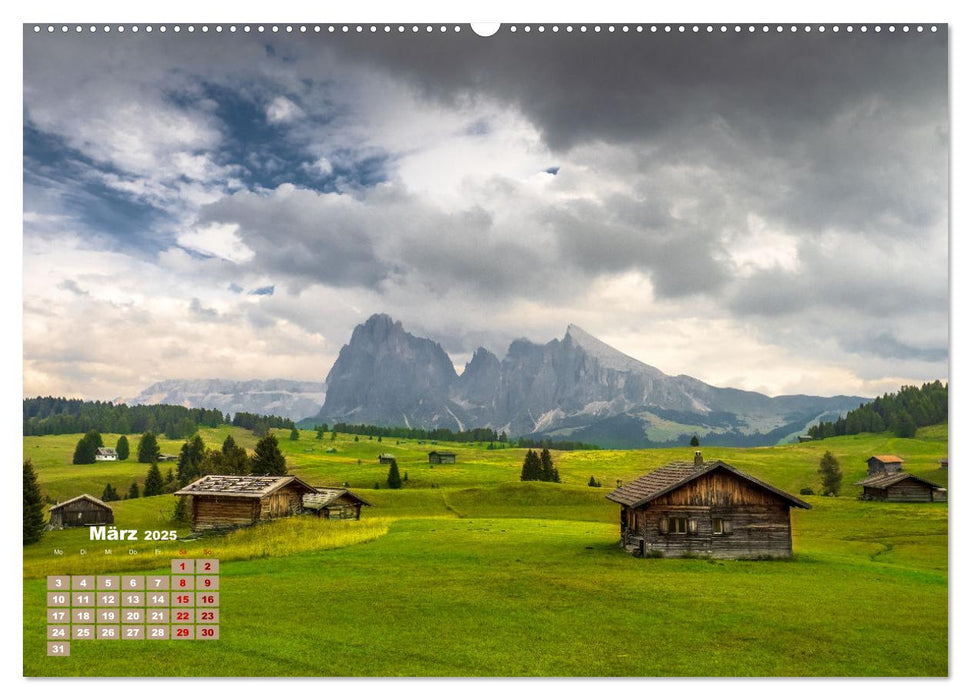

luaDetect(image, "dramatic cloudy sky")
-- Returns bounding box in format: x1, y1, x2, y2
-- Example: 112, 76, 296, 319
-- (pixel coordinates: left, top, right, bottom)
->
23, 25, 948, 401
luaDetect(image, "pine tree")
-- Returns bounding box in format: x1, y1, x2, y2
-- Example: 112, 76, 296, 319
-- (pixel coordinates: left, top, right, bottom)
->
177, 443, 196, 484
520, 450, 542, 481
128, 482, 140, 499
116, 435, 130, 460
23, 460, 46, 544
101, 483, 120, 502
220, 434, 249, 475
587, 475, 601, 488
137, 432, 160, 464
165, 467, 174, 484
173, 496, 190, 524
144, 463, 165, 497
818, 451, 843, 496
188, 434, 206, 466
290, 427, 300, 441
386, 459, 403, 489
690, 435, 700, 447
72, 429, 103, 464
251, 434, 287, 475
540, 448, 555, 481
72, 435, 97, 464
315, 426, 325, 440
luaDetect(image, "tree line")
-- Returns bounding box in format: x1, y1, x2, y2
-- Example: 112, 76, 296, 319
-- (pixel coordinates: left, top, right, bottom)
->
807, 381, 947, 440
330, 422, 508, 444
24, 397, 225, 439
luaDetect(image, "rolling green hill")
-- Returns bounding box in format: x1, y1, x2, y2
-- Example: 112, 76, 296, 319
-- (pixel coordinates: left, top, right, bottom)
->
23, 424, 948, 676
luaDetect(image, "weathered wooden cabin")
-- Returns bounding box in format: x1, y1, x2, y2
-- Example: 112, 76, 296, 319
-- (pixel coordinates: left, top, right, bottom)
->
94, 447, 118, 461
175, 474, 317, 531
378, 453, 396, 465
866, 454, 903, 476
428, 451, 456, 464
48, 494, 114, 529
606, 452, 811, 559
855, 472, 947, 502
158, 453, 177, 462
302, 488, 372, 520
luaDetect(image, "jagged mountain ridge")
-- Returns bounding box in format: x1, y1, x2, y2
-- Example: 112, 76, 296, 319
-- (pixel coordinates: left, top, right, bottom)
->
317, 314, 867, 446
123, 378, 326, 421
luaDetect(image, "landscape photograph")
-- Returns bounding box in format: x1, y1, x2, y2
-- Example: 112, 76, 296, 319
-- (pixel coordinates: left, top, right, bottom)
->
22, 23, 948, 677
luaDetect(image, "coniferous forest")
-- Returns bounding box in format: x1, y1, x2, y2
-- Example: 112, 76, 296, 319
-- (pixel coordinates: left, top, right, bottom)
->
807, 381, 947, 440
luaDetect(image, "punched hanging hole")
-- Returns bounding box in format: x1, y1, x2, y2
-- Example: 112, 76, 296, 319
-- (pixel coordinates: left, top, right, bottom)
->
471, 23, 501, 37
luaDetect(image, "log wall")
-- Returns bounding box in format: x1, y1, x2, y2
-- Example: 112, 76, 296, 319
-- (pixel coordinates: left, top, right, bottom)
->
621, 503, 793, 559
49, 500, 113, 529
192, 496, 259, 531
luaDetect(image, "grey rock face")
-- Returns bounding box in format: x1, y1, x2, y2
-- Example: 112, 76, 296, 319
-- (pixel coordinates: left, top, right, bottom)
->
318, 314, 461, 428
315, 314, 867, 445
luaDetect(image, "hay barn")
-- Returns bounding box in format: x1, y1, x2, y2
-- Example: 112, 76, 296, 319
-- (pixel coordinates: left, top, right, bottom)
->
428, 451, 456, 464
48, 494, 114, 529
866, 455, 904, 476
855, 472, 947, 502
175, 474, 316, 531
302, 488, 371, 520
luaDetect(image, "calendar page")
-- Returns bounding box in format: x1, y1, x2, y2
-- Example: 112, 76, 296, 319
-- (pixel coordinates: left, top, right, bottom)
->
22, 21, 949, 678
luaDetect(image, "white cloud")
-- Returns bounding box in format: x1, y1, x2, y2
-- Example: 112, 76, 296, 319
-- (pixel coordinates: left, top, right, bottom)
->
177, 222, 255, 263
266, 96, 304, 124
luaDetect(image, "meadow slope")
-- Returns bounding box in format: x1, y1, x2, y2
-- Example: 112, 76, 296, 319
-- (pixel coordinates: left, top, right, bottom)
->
23, 425, 948, 676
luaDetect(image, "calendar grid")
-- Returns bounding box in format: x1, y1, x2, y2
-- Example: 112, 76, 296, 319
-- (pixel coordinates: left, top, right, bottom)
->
47, 559, 219, 656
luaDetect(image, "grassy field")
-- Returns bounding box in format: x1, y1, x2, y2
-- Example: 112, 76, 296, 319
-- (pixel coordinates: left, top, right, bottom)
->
23, 425, 948, 676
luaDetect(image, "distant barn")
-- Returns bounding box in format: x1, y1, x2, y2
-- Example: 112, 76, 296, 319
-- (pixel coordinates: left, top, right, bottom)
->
606, 451, 810, 559
797, 436, 813, 443
175, 474, 316, 531
855, 472, 947, 502
94, 447, 118, 461
378, 453, 396, 465
428, 451, 456, 464
302, 488, 371, 520
866, 455, 904, 476
48, 494, 114, 529
157, 453, 177, 462
940, 457, 948, 470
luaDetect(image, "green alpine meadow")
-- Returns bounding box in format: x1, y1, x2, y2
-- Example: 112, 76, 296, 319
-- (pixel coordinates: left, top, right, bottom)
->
23, 424, 948, 677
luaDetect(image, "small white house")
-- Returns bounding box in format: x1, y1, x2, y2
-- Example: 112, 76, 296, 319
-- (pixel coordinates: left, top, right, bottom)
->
94, 447, 118, 462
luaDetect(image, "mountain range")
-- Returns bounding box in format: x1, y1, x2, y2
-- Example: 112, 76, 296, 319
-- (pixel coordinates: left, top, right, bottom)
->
123, 379, 326, 421
313, 314, 867, 447
123, 315, 866, 447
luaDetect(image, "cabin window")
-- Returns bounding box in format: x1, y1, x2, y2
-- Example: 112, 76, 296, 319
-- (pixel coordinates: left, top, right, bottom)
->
667, 517, 688, 534
712, 518, 732, 535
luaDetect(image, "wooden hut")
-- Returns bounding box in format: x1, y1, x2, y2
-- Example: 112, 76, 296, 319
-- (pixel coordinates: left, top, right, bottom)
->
866, 455, 904, 476
378, 453, 396, 465
48, 494, 114, 529
606, 451, 810, 559
855, 472, 947, 502
940, 457, 948, 470
428, 451, 456, 464
174, 474, 316, 531
302, 488, 372, 520
94, 447, 118, 461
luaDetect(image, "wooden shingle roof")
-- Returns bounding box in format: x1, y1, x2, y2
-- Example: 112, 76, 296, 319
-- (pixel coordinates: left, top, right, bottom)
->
302, 488, 372, 511
174, 474, 316, 498
50, 493, 113, 512
855, 472, 942, 489
606, 460, 811, 509
867, 454, 904, 463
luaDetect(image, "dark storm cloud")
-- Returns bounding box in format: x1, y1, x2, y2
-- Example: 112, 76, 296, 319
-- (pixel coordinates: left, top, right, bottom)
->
328, 28, 948, 239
